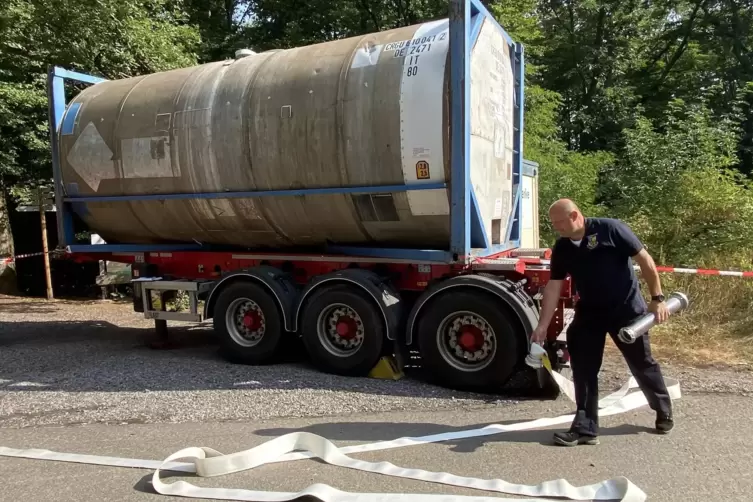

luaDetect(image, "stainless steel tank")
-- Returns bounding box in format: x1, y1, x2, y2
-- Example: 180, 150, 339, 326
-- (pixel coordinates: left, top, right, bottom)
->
59, 17, 516, 250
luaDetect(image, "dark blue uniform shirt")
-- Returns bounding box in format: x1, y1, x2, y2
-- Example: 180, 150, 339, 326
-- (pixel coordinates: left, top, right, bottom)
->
550, 217, 647, 318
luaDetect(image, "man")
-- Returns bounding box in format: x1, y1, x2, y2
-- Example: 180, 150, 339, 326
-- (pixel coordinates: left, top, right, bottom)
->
531, 199, 674, 447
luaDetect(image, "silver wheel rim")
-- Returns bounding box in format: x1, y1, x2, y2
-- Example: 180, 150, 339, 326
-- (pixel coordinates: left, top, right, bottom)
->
316, 303, 365, 357
225, 297, 266, 348
436, 311, 497, 372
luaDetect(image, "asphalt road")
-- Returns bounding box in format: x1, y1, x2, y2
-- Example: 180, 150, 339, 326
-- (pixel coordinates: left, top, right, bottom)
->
1, 393, 751, 501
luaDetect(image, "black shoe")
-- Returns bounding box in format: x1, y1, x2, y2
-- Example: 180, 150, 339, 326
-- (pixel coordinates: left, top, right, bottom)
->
656, 412, 674, 434
553, 431, 599, 447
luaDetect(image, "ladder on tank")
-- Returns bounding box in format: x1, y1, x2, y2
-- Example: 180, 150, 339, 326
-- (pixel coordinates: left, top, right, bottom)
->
509, 43, 525, 243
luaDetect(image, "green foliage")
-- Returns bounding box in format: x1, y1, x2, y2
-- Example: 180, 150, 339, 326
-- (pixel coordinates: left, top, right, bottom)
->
490, 0, 543, 59
601, 100, 753, 267
0, 0, 200, 79
0, 0, 200, 190
2, 0, 753, 274
490, 0, 612, 245
235, 0, 449, 52
0, 79, 49, 186
522, 84, 613, 245
518, 0, 753, 268
180, 0, 253, 61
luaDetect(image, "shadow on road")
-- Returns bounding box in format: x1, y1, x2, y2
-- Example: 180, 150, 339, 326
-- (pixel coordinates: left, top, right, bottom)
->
0, 319, 213, 347
254, 421, 655, 452
133, 472, 336, 501
0, 295, 554, 402
0, 316, 549, 402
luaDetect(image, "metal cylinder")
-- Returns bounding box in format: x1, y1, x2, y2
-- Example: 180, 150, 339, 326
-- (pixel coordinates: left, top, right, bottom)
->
509, 248, 552, 259
57, 17, 519, 250
617, 292, 690, 344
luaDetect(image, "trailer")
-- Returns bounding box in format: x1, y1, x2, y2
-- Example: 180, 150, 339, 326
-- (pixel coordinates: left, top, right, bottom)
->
46, 0, 574, 394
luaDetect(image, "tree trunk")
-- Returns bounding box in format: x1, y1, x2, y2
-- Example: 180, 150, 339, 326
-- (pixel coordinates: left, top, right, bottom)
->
0, 189, 18, 295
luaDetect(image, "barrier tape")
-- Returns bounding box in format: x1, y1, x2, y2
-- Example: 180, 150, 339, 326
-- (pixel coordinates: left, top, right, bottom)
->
1, 249, 64, 265
496, 257, 753, 278
0, 351, 681, 502
653, 266, 753, 277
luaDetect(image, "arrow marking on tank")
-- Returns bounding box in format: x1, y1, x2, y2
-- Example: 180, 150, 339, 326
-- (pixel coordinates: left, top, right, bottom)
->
66, 121, 115, 192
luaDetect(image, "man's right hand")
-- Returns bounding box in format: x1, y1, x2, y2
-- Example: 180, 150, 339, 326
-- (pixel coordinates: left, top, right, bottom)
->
531, 325, 548, 344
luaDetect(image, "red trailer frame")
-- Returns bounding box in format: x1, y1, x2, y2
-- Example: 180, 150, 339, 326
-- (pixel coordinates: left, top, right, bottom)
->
63, 246, 575, 394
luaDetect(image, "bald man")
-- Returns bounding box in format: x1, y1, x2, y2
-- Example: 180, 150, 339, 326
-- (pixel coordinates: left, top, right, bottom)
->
532, 199, 674, 446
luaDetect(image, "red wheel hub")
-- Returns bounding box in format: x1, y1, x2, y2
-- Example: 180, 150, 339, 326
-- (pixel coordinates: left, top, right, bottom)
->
335, 316, 358, 340
457, 325, 483, 351
243, 311, 262, 330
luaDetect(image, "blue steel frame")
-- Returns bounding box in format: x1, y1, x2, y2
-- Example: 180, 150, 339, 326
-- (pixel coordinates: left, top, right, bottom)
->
47, 67, 107, 248
47, 0, 525, 265
463, 0, 525, 257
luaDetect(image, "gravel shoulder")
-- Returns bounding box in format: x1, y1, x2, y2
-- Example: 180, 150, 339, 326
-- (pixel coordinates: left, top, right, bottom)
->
2, 295, 752, 429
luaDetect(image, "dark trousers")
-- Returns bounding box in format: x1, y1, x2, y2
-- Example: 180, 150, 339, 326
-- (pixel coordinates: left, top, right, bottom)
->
566, 310, 673, 437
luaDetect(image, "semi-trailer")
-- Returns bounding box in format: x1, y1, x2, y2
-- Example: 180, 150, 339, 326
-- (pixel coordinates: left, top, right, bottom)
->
48, 0, 574, 394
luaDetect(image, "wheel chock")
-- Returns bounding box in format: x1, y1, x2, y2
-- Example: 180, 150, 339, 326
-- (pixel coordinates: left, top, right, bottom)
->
368, 356, 404, 380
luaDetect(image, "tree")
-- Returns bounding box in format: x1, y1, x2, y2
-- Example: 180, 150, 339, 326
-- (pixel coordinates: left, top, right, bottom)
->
600, 99, 753, 267
0, 0, 200, 272
0, 0, 200, 191
232, 0, 449, 52
491, 0, 611, 243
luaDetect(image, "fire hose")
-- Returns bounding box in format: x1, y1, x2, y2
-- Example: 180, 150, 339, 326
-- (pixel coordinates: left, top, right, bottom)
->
0, 292, 690, 501
0, 362, 683, 501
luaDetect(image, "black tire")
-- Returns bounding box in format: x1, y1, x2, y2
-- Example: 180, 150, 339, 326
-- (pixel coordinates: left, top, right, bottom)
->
300, 285, 385, 376
416, 290, 522, 393
213, 281, 284, 365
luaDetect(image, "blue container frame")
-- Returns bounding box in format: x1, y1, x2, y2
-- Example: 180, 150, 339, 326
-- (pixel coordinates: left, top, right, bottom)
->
47, 0, 525, 265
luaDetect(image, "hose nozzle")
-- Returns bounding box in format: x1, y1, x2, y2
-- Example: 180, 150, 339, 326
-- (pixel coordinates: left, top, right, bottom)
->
617, 292, 689, 344
525, 342, 548, 369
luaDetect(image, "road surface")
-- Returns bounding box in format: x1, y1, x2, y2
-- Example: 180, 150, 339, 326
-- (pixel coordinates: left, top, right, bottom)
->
1, 392, 751, 501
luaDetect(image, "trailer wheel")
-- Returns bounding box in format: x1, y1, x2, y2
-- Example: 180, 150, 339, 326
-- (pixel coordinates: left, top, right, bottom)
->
300, 285, 384, 376
416, 290, 521, 392
213, 282, 283, 365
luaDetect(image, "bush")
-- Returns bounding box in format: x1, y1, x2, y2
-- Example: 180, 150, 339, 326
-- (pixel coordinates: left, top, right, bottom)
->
531, 95, 753, 367
600, 100, 753, 269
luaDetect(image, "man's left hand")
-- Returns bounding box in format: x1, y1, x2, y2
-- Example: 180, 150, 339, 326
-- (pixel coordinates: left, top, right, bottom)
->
649, 300, 670, 324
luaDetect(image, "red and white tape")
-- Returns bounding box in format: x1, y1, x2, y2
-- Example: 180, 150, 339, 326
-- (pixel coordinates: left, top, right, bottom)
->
1, 250, 62, 265
497, 257, 753, 278
7, 249, 751, 278
652, 266, 753, 278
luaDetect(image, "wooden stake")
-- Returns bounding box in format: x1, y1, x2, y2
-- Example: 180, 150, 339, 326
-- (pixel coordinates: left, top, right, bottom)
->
38, 187, 53, 300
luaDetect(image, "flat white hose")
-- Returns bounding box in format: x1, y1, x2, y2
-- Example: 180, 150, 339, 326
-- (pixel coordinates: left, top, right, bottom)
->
0, 351, 680, 502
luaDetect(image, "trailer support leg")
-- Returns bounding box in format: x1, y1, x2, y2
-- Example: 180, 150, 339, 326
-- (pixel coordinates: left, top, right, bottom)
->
146, 291, 175, 350
136, 279, 210, 350
150, 319, 170, 349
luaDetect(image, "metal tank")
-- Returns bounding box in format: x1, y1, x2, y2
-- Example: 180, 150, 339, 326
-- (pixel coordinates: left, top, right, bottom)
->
59, 17, 516, 250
